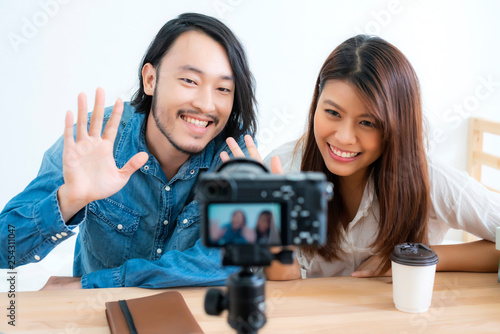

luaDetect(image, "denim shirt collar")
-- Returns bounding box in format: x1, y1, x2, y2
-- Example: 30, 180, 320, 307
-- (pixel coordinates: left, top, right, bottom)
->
114, 105, 217, 183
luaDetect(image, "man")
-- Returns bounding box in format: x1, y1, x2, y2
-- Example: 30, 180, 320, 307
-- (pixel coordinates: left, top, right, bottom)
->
0, 13, 257, 289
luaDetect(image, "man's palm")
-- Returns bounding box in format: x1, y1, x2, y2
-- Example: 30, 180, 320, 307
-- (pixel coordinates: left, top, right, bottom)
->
59, 88, 148, 220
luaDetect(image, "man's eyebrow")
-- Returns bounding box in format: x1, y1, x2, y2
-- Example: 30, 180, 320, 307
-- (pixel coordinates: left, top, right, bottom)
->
179, 65, 234, 81
179, 65, 203, 74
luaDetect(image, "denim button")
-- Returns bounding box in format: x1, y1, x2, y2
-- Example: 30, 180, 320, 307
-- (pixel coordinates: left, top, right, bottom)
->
117, 224, 123, 230
61, 232, 68, 236
165, 185, 171, 191
56, 233, 62, 239
190, 169, 195, 175
157, 248, 162, 254
51, 236, 57, 241
34, 255, 41, 261
144, 165, 149, 171
183, 219, 188, 224
163, 220, 169, 225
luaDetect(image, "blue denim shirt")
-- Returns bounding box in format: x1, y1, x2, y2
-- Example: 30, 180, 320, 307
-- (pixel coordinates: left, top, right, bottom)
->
0, 102, 247, 288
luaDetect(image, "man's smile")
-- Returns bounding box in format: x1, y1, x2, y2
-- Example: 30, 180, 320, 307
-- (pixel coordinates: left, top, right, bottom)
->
180, 115, 211, 128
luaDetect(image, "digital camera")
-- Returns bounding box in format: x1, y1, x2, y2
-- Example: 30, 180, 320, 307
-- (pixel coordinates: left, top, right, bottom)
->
196, 158, 332, 248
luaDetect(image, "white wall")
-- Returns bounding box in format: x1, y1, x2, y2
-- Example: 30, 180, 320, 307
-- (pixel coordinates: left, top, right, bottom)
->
1, 0, 499, 291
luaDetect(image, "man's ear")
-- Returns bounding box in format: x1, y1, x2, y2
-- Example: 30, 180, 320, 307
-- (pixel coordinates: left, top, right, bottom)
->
142, 63, 156, 96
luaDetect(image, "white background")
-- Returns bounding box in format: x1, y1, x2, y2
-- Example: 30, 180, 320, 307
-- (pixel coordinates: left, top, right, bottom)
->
1, 0, 499, 291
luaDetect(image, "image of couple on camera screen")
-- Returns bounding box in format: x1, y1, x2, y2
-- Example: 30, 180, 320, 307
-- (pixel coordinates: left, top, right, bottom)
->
208, 203, 282, 246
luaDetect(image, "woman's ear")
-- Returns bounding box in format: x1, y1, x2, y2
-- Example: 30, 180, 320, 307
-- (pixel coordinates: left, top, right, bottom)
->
142, 63, 156, 96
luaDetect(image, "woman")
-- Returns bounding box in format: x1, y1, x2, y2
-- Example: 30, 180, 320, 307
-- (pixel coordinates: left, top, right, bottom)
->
222, 35, 500, 280
255, 210, 281, 245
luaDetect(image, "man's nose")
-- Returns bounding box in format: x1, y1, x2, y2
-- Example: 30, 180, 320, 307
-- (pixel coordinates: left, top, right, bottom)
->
192, 87, 216, 113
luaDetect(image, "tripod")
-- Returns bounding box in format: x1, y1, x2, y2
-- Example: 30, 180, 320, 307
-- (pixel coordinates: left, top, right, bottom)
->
204, 245, 293, 334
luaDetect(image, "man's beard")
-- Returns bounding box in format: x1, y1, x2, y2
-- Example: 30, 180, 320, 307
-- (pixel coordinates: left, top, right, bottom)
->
151, 90, 217, 156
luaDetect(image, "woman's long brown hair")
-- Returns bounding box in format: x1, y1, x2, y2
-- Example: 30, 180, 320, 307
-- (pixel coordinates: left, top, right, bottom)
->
300, 35, 430, 274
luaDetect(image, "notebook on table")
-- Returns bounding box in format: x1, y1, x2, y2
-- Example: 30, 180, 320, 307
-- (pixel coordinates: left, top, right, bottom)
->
105, 290, 204, 334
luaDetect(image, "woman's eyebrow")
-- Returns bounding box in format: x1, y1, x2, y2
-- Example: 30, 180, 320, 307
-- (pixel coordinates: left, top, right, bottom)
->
323, 99, 345, 112
323, 99, 375, 118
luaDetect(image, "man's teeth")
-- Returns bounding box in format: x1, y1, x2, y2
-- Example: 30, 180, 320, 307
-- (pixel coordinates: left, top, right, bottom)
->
330, 145, 358, 158
184, 116, 209, 128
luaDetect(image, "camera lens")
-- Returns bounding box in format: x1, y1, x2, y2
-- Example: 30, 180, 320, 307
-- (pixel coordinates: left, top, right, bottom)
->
206, 183, 219, 197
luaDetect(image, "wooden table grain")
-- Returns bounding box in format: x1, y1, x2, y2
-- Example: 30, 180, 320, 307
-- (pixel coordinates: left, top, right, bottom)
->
1, 272, 499, 333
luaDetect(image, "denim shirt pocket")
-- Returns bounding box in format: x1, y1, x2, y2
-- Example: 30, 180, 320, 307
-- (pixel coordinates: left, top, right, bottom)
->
82, 198, 141, 269
174, 200, 201, 251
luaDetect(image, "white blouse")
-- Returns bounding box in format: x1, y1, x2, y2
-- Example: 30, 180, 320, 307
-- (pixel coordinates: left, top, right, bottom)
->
264, 140, 500, 278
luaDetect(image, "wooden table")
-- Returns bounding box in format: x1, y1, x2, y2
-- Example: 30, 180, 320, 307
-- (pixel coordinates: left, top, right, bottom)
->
1, 272, 499, 333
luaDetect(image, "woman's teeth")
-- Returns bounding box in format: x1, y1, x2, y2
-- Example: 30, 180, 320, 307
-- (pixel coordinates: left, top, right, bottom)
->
183, 116, 209, 128
329, 145, 359, 158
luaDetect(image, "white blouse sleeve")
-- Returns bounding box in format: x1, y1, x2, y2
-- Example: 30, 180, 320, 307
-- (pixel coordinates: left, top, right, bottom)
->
428, 157, 500, 241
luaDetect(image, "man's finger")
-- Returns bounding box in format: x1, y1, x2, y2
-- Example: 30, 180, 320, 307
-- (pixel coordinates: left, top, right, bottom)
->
102, 98, 124, 141
120, 152, 149, 179
89, 87, 105, 137
76, 92, 88, 141
63, 111, 75, 148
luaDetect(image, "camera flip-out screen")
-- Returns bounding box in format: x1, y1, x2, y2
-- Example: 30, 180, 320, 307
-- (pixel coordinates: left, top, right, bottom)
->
206, 202, 284, 246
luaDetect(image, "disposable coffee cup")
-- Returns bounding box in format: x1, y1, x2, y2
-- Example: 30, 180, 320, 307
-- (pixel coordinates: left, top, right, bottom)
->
390, 243, 439, 313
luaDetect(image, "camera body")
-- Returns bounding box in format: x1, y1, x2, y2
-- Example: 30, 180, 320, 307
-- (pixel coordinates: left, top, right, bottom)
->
196, 158, 331, 248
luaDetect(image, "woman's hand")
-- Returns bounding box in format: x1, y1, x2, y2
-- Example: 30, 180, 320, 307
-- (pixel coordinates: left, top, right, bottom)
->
351, 254, 392, 278
220, 135, 283, 174
265, 246, 301, 280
